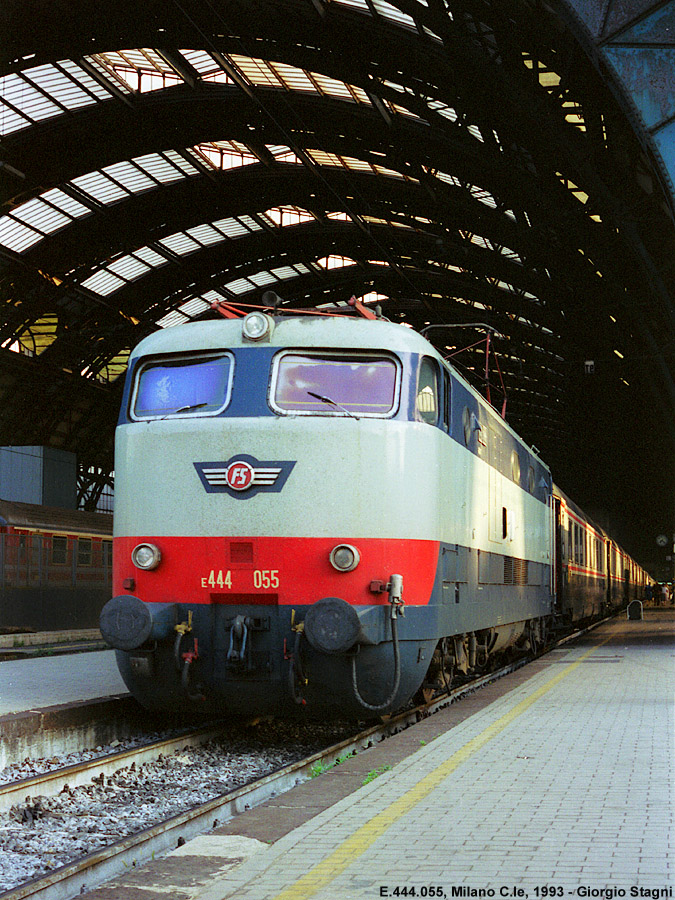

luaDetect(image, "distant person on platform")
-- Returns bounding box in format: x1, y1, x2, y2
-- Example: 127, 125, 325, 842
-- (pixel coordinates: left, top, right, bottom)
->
661, 583, 669, 606
645, 583, 653, 605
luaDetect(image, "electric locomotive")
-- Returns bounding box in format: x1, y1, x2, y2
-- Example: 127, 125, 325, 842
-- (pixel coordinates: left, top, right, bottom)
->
100, 310, 625, 717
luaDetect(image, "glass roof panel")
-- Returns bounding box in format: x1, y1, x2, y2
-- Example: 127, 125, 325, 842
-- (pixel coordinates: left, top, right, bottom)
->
351, 86, 371, 104
271, 266, 301, 279
186, 224, 227, 246
100, 49, 173, 73
177, 297, 210, 317
107, 255, 150, 280
11, 197, 71, 234
428, 100, 458, 122
266, 145, 303, 163
60, 59, 114, 100
0, 216, 43, 252
42, 188, 92, 218
371, 0, 416, 27
133, 153, 188, 183
25, 64, 97, 111
195, 143, 257, 169
311, 73, 354, 101
0, 103, 29, 135
202, 289, 226, 302
134, 246, 168, 267
0, 73, 62, 122
230, 55, 283, 88
179, 50, 221, 76
159, 232, 201, 255
81, 270, 126, 295
226, 277, 255, 294
237, 215, 263, 232
214, 216, 258, 237
271, 62, 317, 93
164, 149, 200, 176
103, 160, 157, 193
157, 310, 189, 328
249, 271, 277, 286
334, 0, 370, 10
83, 56, 134, 94
71, 171, 129, 204
307, 149, 342, 166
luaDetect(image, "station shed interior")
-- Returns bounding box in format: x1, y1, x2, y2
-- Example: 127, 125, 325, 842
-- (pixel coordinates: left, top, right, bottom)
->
0, 0, 673, 577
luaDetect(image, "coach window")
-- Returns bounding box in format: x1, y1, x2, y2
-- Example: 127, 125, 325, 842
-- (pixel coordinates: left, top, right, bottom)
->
51, 536, 68, 565
416, 357, 439, 425
77, 538, 92, 567
131, 352, 233, 420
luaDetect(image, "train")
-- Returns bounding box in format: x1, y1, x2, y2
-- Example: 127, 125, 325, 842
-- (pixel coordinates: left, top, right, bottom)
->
100, 308, 650, 718
0, 499, 113, 632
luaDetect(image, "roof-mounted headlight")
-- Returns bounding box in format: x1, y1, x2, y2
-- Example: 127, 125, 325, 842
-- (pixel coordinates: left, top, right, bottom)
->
242, 311, 274, 342
132, 543, 161, 570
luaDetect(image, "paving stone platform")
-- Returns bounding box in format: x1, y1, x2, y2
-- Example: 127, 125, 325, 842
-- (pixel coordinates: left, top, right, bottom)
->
81, 610, 674, 900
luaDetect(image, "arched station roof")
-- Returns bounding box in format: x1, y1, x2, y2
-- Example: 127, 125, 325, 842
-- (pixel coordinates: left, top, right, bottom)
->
0, 0, 673, 562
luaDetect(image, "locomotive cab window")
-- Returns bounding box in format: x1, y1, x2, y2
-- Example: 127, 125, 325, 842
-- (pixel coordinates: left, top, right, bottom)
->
271, 352, 399, 416
511, 451, 521, 484
131, 352, 233, 420
416, 357, 439, 425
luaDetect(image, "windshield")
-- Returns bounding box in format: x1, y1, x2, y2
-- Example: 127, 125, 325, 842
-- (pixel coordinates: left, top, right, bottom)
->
272, 353, 399, 416
132, 353, 233, 419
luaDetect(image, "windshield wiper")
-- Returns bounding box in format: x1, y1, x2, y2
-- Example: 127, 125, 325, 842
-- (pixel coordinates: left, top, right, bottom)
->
307, 391, 359, 420
155, 402, 209, 421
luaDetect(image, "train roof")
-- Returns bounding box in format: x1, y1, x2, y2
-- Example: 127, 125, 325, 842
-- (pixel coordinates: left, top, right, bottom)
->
0, 499, 113, 536
129, 314, 434, 358
130, 314, 550, 470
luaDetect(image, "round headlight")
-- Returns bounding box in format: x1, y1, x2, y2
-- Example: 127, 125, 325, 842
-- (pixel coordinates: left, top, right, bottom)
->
329, 544, 360, 572
242, 311, 273, 341
132, 543, 161, 570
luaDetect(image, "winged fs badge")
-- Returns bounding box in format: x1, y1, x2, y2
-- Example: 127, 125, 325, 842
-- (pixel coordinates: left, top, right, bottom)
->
194, 455, 296, 498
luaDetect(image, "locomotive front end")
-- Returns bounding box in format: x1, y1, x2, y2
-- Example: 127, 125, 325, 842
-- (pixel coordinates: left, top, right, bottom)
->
101, 314, 441, 718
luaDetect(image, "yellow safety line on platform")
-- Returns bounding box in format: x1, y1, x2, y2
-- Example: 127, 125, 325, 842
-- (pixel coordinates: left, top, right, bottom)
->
272, 634, 613, 900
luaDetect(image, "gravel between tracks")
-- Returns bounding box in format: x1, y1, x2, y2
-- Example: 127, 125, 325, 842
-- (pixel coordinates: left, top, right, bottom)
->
0, 720, 357, 892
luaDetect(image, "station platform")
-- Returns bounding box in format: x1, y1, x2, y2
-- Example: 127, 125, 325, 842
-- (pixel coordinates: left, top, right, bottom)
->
0, 628, 108, 661
83, 609, 673, 900
0, 648, 127, 716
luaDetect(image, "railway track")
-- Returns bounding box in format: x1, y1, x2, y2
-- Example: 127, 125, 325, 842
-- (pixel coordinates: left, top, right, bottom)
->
0, 617, 610, 900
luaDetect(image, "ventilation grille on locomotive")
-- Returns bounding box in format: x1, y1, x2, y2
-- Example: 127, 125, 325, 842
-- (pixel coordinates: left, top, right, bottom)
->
504, 556, 529, 585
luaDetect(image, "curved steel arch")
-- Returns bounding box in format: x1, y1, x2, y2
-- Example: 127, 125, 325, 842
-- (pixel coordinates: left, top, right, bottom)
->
0, 0, 673, 560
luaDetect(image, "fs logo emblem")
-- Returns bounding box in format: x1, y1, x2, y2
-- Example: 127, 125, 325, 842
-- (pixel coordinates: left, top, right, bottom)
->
194, 455, 296, 498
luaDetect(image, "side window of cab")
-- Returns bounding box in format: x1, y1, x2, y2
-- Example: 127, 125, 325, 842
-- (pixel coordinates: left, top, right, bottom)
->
416, 357, 439, 425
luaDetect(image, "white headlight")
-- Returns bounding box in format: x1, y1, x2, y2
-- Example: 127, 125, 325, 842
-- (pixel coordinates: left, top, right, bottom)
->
242, 312, 273, 341
132, 543, 161, 570
329, 544, 360, 572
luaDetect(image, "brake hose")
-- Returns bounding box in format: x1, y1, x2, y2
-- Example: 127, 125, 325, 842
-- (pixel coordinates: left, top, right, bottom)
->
350, 613, 401, 712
